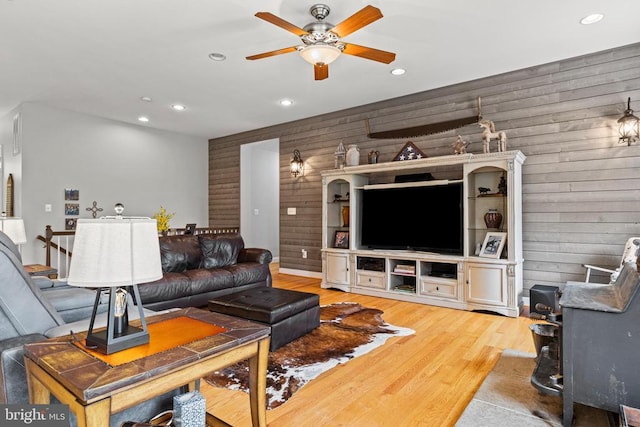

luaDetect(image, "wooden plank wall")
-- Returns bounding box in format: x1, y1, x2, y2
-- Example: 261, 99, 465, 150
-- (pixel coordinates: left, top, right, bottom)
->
209, 42, 640, 291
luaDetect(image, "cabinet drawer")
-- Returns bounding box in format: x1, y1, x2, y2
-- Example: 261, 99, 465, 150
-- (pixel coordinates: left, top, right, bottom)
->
356, 271, 386, 289
420, 280, 457, 299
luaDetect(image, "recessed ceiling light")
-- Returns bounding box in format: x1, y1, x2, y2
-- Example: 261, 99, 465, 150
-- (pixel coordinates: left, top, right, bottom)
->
580, 13, 604, 25
391, 68, 406, 76
208, 53, 226, 61
140, 96, 153, 102
138, 116, 150, 123
279, 99, 293, 107
171, 104, 186, 111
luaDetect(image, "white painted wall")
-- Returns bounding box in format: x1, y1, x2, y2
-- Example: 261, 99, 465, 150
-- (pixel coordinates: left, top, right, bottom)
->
1, 103, 208, 265
240, 139, 279, 257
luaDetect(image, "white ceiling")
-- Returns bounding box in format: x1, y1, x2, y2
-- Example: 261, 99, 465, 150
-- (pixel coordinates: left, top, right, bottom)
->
1, 0, 639, 139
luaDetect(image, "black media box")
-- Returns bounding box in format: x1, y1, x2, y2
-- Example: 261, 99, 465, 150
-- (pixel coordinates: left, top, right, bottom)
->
529, 284, 559, 318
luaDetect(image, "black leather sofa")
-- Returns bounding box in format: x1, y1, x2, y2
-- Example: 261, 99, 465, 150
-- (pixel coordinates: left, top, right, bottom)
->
137, 233, 273, 310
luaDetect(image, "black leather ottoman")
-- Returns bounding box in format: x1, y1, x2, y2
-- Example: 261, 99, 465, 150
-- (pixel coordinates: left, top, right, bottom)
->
207, 287, 320, 351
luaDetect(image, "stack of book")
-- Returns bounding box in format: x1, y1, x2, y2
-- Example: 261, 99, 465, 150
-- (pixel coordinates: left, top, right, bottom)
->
394, 264, 416, 274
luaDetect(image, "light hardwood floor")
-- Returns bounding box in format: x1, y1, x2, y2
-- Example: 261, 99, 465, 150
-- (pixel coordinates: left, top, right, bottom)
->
202, 269, 538, 427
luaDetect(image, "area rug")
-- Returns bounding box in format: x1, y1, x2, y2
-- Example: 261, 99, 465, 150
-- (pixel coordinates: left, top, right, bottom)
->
204, 302, 414, 409
455, 349, 612, 427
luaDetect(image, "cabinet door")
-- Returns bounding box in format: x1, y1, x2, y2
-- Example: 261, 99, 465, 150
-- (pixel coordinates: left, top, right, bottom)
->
326, 252, 350, 285
466, 263, 507, 306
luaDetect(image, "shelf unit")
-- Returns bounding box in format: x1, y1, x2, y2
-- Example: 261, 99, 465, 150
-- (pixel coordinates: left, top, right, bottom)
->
321, 151, 526, 317
321, 174, 367, 291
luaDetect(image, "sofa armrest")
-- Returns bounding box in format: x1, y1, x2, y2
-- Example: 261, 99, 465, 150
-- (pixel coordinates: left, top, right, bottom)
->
238, 248, 272, 265
0, 333, 47, 404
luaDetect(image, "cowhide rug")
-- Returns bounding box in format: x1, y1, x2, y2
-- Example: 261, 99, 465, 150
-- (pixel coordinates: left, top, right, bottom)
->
204, 302, 415, 409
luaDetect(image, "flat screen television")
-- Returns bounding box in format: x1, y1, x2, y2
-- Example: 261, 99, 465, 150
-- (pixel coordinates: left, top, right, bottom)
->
360, 182, 463, 255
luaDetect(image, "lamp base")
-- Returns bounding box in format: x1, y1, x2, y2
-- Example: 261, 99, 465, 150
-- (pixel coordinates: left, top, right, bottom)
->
85, 284, 150, 354
87, 325, 149, 354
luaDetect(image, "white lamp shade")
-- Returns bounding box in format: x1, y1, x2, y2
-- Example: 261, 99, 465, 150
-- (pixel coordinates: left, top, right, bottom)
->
0, 218, 27, 245
67, 218, 162, 288
299, 44, 341, 65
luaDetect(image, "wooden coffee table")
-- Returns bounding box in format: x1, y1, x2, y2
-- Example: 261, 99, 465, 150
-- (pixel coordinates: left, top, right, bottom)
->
24, 307, 271, 427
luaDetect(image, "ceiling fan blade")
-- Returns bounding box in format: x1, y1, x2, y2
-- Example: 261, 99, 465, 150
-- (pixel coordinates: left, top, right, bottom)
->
342, 43, 396, 64
246, 46, 298, 60
255, 12, 309, 37
314, 63, 329, 80
329, 5, 383, 38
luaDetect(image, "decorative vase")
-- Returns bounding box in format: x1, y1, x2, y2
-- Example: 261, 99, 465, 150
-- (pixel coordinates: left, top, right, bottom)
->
342, 206, 350, 227
484, 209, 502, 229
346, 144, 360, 166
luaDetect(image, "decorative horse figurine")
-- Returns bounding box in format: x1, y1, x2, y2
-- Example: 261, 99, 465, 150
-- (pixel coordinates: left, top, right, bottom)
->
479, 119, 507, 153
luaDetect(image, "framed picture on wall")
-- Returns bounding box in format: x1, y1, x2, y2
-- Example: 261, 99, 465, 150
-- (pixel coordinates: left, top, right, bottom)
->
334, 230, 349, 249
479, 232, 507, 259
65, 218, 77, 231
64, 188, 79, 201
65, 203, 80, 215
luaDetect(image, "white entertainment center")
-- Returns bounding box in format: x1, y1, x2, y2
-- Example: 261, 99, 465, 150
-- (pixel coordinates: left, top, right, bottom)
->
321, 150, 526, 317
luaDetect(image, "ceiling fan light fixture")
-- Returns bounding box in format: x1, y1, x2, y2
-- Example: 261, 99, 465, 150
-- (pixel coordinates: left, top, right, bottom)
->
299, 44, 341, 65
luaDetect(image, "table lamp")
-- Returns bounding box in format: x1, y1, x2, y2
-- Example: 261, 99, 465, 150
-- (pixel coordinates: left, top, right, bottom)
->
67, 216, 162, 354
0, 217, 27, 251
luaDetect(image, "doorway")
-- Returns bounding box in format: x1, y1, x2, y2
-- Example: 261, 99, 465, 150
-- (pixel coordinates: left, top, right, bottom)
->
240, 139, 279, 260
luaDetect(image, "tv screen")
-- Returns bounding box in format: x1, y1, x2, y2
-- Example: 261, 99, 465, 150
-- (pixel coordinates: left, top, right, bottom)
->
360, 182, 463, 255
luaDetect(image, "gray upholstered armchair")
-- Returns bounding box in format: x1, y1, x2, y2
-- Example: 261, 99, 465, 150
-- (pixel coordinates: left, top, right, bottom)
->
0, 231, 178, 426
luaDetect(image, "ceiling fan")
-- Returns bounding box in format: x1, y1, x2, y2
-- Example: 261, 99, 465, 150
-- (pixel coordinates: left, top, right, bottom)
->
246, 4, 396, 80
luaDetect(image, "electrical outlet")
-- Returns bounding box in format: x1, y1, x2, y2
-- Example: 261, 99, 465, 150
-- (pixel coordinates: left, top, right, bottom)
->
44, 204, 52, 212
301, 249, 308, 259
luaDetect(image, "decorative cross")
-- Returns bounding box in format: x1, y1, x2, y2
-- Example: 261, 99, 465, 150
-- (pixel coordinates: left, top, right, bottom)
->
86, 201, 103, 218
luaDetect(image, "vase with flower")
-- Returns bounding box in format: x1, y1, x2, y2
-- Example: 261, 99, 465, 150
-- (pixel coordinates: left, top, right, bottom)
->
153, 206, 175, 235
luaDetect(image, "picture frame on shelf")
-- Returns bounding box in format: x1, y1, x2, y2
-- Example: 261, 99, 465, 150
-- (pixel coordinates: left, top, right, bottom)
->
479, 232, 507, 258
184, 223, 197, 235
392, 141, 426, 161
334, 230, 349, 249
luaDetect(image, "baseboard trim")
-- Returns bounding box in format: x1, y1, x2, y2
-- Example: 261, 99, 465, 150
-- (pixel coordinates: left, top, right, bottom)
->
278, 268, 323, 279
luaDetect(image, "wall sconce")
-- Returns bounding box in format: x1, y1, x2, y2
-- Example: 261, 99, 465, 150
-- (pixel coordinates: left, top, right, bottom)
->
290, 149, 304, 178
618, 97, 639, 145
